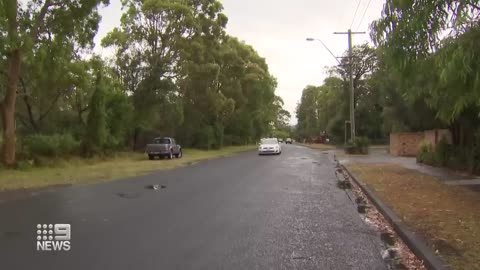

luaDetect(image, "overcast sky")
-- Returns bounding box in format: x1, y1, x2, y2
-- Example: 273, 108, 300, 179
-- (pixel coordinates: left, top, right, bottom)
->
94, 0, 385, 125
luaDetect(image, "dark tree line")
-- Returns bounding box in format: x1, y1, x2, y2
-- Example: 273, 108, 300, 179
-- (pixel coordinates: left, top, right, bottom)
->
0, 0, 290, 166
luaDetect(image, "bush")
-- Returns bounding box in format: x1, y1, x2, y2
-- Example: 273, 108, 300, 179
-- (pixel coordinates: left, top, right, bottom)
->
15, 160, 34, 171
433, 137, 450, 166
23, 134, 80, 158
417, 132, 480, 175
58, 133, 81, 155
345, 137, 370, 154
417, 140, 434, 164
354, 136, 370, 149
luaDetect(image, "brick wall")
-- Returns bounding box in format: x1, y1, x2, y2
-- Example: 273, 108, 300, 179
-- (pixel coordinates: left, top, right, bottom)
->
390, 129, 452, 157
390, 132, 425, 156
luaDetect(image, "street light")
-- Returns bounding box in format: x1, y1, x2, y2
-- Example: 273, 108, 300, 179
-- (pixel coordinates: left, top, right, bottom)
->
305, 37, 341, 65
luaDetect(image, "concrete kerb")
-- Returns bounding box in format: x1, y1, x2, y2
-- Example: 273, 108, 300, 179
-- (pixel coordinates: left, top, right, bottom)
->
340, 164, 451, 270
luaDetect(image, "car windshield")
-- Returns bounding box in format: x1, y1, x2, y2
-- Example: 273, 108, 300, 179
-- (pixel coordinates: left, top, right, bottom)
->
261, 139, 278, 144
154, 138, 170, 144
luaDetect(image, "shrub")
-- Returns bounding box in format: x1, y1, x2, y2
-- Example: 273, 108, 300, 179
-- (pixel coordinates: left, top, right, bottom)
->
58, 133, 81, 156
24, 134, 59, 157
345, 137, 370, 154
23, 134, 80, 158
417, 140, 432, 163
354, 136, 370, 149
433, 137, 451, 166
15, 160, 33, 171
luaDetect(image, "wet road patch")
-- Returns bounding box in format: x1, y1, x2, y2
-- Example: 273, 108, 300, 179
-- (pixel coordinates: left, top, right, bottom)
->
116, 192, 141, 199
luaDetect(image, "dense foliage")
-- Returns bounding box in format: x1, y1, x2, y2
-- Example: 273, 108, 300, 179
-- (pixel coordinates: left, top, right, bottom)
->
296, 44, 388, 144
296, 0, 480, 172
0, 0, 289, 166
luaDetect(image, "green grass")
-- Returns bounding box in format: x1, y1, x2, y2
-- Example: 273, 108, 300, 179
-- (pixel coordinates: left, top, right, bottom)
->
348, 163, 480, 270
0, 145, 255, 191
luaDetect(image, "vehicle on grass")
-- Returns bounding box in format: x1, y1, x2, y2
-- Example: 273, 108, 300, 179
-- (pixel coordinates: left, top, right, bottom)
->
285, 138, 292, 144
258, 138, 282, 155
145, 137, 182, 160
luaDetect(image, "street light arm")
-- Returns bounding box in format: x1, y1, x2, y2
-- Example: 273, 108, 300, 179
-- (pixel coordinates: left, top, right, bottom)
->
306, 38, 341, 65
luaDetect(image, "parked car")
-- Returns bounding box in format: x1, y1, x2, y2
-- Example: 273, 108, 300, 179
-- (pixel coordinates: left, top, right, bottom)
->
258, 138, 282, 155
278, 138, 284, 143
285, 138, 292, 144
145, 137, 182, 160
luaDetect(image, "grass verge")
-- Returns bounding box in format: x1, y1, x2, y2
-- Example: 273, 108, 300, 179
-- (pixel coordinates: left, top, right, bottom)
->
0, 145, 255, 191
347, 163, 480, 270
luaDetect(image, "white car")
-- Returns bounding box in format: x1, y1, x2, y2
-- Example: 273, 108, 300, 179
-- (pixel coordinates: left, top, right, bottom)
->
258, 138, 282, 155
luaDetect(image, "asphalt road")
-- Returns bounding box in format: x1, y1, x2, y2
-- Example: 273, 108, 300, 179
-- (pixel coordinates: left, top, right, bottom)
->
0, 144, 387, 270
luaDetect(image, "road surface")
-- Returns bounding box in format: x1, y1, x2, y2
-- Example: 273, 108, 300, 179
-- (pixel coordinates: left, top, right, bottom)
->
0, 144, 386, 270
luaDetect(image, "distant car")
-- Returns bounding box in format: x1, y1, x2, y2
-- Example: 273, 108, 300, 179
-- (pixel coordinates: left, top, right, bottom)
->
285, 138, 292, 144
278, 138, 284, 143
258, 138, 282, 155
145, 137, 182, 160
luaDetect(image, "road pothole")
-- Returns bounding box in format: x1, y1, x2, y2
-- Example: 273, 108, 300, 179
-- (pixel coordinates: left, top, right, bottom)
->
146, 184, 167, 190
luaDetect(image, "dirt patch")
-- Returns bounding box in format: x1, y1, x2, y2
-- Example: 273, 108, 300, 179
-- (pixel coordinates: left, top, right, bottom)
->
347, 163, 480, 270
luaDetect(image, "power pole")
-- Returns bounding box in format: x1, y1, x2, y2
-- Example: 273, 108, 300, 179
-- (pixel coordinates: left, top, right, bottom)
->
333, 29, 365, 143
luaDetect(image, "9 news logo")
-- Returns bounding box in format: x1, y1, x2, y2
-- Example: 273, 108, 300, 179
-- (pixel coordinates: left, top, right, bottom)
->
36, 224, 71, 251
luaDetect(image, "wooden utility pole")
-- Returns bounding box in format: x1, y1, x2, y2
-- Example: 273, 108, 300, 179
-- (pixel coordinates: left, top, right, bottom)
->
333, 29, 365, 143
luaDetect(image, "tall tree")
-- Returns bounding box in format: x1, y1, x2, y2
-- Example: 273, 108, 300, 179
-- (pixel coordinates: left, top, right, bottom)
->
0, 0, 108, 166
84, 71, 107, 155
372, 0, 480, 146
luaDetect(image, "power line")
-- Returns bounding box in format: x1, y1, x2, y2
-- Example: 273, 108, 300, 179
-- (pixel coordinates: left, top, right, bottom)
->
350, 0, 363, 29
356, 0, 373, 31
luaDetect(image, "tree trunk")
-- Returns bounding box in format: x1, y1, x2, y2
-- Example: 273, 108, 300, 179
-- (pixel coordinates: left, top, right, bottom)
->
1, 49, 22, 167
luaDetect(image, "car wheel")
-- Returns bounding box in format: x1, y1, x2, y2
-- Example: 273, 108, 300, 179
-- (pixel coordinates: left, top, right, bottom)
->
176, 149, 182, 158
148, 155, 154, 160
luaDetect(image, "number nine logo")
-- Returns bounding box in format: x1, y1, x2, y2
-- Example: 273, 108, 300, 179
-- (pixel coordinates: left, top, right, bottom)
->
54, 224, 71, 241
